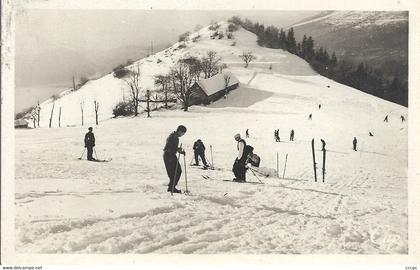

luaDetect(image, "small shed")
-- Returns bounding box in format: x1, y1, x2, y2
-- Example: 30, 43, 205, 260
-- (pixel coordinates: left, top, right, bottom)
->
14, 118, 29, 128
189, 72, 240, 105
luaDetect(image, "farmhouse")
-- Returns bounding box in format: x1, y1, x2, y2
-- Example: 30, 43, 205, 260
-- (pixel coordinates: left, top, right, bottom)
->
189, 72, 240, 105
14, 118, 29, 128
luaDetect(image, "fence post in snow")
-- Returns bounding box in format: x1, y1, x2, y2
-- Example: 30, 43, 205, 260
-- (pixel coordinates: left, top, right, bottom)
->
282, 153, 288, 179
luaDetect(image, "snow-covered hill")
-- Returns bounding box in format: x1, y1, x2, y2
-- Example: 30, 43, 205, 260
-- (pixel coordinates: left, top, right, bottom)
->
15, 22, 408, 254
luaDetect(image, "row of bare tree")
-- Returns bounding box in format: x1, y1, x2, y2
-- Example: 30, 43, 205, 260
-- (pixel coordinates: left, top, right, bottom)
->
31, 99, 100, 128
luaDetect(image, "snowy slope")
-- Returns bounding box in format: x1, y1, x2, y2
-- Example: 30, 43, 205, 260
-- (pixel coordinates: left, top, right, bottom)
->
15, 22, 407, 254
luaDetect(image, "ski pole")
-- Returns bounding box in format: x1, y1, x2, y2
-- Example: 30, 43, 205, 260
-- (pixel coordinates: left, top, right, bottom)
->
183, 154, 189, 194
78, 148, 86, 160
249, 167, 263, 184
282, 153, 288, 179
94, 148, 99, 160
171, 143, 182, 196
210, 145, 214, 169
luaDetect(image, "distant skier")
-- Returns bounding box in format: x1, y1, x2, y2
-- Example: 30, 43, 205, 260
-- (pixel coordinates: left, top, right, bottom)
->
401, 115, 405, 122
84, 127, 96, 161
369, 132, 374, 137
352, 137, 358, 151
163, 125, 187, 193
318, 104, 321, 109
274, 129, 280, 142
308, 114, 312, 120
232, 133, 247, 182
290, 129, 295, 141
320, 139, 326, 151
246, 129, 249, 138
384, 115, 388, 122
193, 139, 208, 168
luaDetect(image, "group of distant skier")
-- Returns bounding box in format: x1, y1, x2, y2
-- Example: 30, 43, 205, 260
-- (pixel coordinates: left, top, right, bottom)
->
274, 129, 294, 142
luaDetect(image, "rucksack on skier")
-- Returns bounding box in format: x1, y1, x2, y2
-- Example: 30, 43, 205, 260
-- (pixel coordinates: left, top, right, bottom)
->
244, 144, 261, 167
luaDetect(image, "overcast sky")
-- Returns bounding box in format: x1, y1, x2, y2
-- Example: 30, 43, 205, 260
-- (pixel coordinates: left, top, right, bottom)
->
14, 9, 319, 113
16, 9, 318, 57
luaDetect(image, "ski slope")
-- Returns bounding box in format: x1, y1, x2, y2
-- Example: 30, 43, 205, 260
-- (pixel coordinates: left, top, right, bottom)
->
15, 22, 407, 254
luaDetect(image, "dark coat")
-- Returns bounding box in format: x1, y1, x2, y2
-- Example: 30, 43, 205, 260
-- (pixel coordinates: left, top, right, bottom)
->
193, 140, 205, 153
84, 132, 95, 147
163, 131, 179, 155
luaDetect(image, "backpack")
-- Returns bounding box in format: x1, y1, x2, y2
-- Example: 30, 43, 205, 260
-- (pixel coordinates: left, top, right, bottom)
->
249, 153, 261, 167
244, 144, 254, 157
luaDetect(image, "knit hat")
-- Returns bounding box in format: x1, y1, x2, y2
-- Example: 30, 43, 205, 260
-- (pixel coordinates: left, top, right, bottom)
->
234, 133, 241, 140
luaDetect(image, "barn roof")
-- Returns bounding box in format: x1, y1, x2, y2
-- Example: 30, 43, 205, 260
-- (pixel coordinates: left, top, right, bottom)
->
14, 118, 28, 126
196, 72, 240, 96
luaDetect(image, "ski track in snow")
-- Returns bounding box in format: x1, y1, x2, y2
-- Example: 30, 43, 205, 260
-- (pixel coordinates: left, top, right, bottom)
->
15, 22, 407, 254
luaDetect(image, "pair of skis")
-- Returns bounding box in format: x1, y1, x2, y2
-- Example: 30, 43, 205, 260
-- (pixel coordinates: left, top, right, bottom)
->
311, 138, 326, 182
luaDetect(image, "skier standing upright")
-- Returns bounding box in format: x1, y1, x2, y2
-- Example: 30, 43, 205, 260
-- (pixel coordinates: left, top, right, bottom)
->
290, 129, 295, 141
84, 127, 96, 161
232, 133, 247, 182
384, 115, 389, 122
353, 137, 358, 151
246, 129, 249, 138
163, 125, 187, 193
401, 115, 405, 122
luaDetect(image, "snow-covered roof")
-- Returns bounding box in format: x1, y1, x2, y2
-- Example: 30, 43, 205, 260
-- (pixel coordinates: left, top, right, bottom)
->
15, 118, 28, 126
196, 72, 240, 96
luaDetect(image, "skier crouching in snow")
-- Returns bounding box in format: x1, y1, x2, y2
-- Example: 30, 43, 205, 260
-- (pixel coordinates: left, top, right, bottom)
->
193, 139, 208, 167
232, 133, 247, 182
84, 127, 96, 161
163, 125, 187, 193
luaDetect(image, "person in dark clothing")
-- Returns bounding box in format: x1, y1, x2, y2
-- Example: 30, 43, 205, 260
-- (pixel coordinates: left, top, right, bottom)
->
369, 132, 374, 136
290, 129, 295, 141
246, 129, 249, 138
384, 115, 388, 122
193, 139, 208, 167
274, 129, 277, 142
318, 104, 321, 109
353, 137, 357, 151
308, 114, 312, 120
163, 125, 187, 193
401, 115, 405, 122
275, 129, 280, 142
84, 127, 95, 161
232, 133, 247, 182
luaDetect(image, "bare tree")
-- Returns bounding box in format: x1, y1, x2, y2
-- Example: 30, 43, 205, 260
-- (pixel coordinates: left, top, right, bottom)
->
145, 90, 151, 118
80, 101, 85, 126
239, 51, 256, 68
154, 74, 172, 109
169, 58, 199, 111
123, 64, 141, 116
201, 50, 221, 78
58, 107, 62, 127
223, 73, 231, 96
72, 76, 76, 91
30, 109, 37, 128
49, 101, 55, 128
37, 102, 41, 127
94, 100, 99, 125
